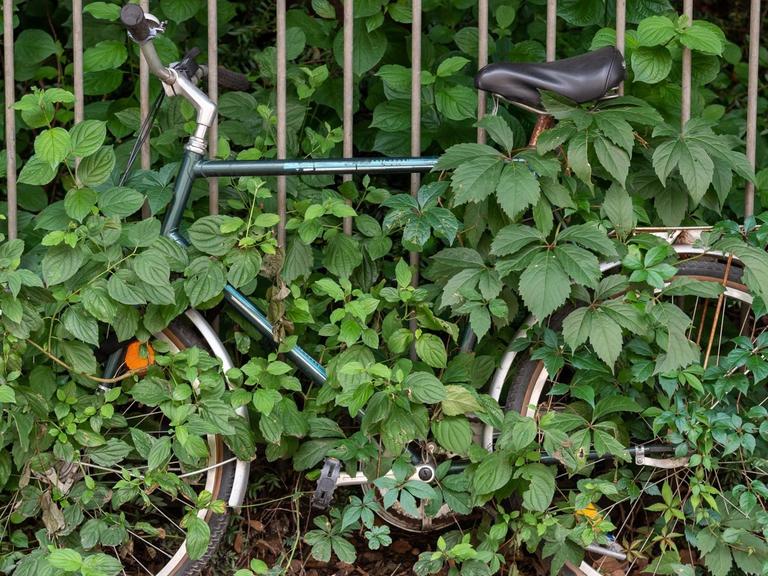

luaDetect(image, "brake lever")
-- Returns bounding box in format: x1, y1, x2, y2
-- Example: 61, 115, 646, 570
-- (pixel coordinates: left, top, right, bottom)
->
173, 47, 203, 81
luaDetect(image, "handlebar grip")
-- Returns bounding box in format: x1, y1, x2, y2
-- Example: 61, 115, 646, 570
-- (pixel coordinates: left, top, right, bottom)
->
120, 4, 151, 42
217, 67, 250, 92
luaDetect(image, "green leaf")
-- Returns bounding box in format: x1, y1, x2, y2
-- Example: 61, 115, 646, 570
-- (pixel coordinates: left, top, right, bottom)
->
631, 46, 672, 84
436, 56, 470, 77
147, 436, 172, 470
496, 161, 541, 219
70, 120, 107, 157
554, 243, 600, 288
491, 224, 543, 256
226, 249, 262, 288
188, 215, 239, 256
64, 187, 98, 221
162, 0, 202, 22
567, 131, 592, 187
473, 451, 513, 493
185, 515, 211, 560
519, 463, 555, 512
637, 15, 676, 46
405, 372, 446, 404
475, 115, 515, 154
83, 40, 127, 72
435, 85, 477, 121
701, 541, 733, 576
134, 249, 171, 287
61, 340, 98, 373
48, 549, 83, 571
435, 143, 500, 171
184, 257, 227, 306
451, 155, 504, 206
18, 155, 56, 185
80, 554, 122, 576
35, 127, 71, 167
562, 307, 591, 350
62, 306, 99, 346
98, 187, 145, 218
470, 306, 492, 341
680, 21, 724, 55
415, 333, 447, 368
324, 234, 363, 278
83, 2, 121, 20
442, 385, 482, 416
42, 245, 86, 286
0, 385, 17, 404
603, 183, 636, 236
592, 395, 642, 420
678, 141, 714, 203
519, 252, 570, 319
333, 20, 387, 75
594, 136, 630, 186
77, 147, 115, 187
589, 311, 623, 368
432, 417, 472, 455
558, 222, 617, 258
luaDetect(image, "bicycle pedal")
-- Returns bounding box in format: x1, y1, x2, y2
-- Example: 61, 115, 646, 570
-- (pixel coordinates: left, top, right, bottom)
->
312, 457, 341, 509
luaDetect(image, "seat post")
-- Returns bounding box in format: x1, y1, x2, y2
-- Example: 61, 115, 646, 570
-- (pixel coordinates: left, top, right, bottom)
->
528, 115, 554, 147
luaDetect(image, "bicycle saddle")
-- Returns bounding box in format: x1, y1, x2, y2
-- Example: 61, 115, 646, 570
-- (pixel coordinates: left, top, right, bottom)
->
475, 47, 625, 111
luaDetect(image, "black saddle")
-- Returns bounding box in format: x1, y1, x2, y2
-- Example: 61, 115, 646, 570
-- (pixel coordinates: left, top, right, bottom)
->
475, 47, 625, 110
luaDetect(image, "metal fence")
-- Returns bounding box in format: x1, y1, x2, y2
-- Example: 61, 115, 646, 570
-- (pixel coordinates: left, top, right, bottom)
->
2, 0, 763, 245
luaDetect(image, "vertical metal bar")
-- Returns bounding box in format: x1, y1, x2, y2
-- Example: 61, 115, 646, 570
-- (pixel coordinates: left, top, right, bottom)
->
476, 0, 488, 144
409, 0, 422, 287
743, 0, 761, 218
680, 0, 693, 126
139, 0, 151, 218
3, 0, 17, 240
208, 0, 219, 216
546, 0, 557, 61
342, 0, 354, 235
276, 0, 287, 248
72, 0, 84, 125
615, 0, 626, 95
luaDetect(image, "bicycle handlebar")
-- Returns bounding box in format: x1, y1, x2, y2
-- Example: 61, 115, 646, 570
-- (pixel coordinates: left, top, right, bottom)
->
120, 4, 152, 42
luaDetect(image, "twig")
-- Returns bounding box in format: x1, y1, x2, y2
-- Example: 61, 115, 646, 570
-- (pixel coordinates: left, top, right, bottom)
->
25, 339, 144, 384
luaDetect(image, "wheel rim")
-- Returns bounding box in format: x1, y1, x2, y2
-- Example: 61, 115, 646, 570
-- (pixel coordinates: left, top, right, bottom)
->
510, 266, 756, 575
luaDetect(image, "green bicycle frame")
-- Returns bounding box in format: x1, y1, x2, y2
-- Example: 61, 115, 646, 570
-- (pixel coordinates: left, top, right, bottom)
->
162, 150, 438, 385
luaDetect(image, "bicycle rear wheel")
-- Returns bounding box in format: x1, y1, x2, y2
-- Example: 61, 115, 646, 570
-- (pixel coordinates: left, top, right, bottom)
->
504, 259, 755, 575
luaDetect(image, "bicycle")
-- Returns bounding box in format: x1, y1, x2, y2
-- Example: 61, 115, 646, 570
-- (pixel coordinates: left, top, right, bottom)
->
68, 5, 761, 576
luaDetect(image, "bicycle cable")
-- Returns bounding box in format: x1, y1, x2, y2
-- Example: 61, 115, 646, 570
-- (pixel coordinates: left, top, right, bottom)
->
117, 89, 165, 187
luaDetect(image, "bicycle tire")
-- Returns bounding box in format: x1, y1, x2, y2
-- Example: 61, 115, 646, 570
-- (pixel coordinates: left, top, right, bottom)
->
503, 259, 752, 575
136, 317, 237, 576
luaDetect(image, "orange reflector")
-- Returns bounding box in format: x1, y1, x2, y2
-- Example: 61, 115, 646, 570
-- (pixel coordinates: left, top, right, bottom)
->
575, 503, 601, 521
125, 341, 155, 370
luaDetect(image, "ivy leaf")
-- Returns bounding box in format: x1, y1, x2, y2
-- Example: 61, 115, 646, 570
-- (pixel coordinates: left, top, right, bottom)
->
594, 135, 630, 186
567, 131, 592, 188
496, 161, 541, 219
588, 311, 623, 368
490, 224, 543, 256
469, 306, 492, 341
678, 140, 714, 203
475, 115, 515, 154
562, 307, 591, 350
519, 251, 570, 319
558, 222, 617, 258
554, 244, 600, 288
434, 143, 500, 171
451, 155, 504, 205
